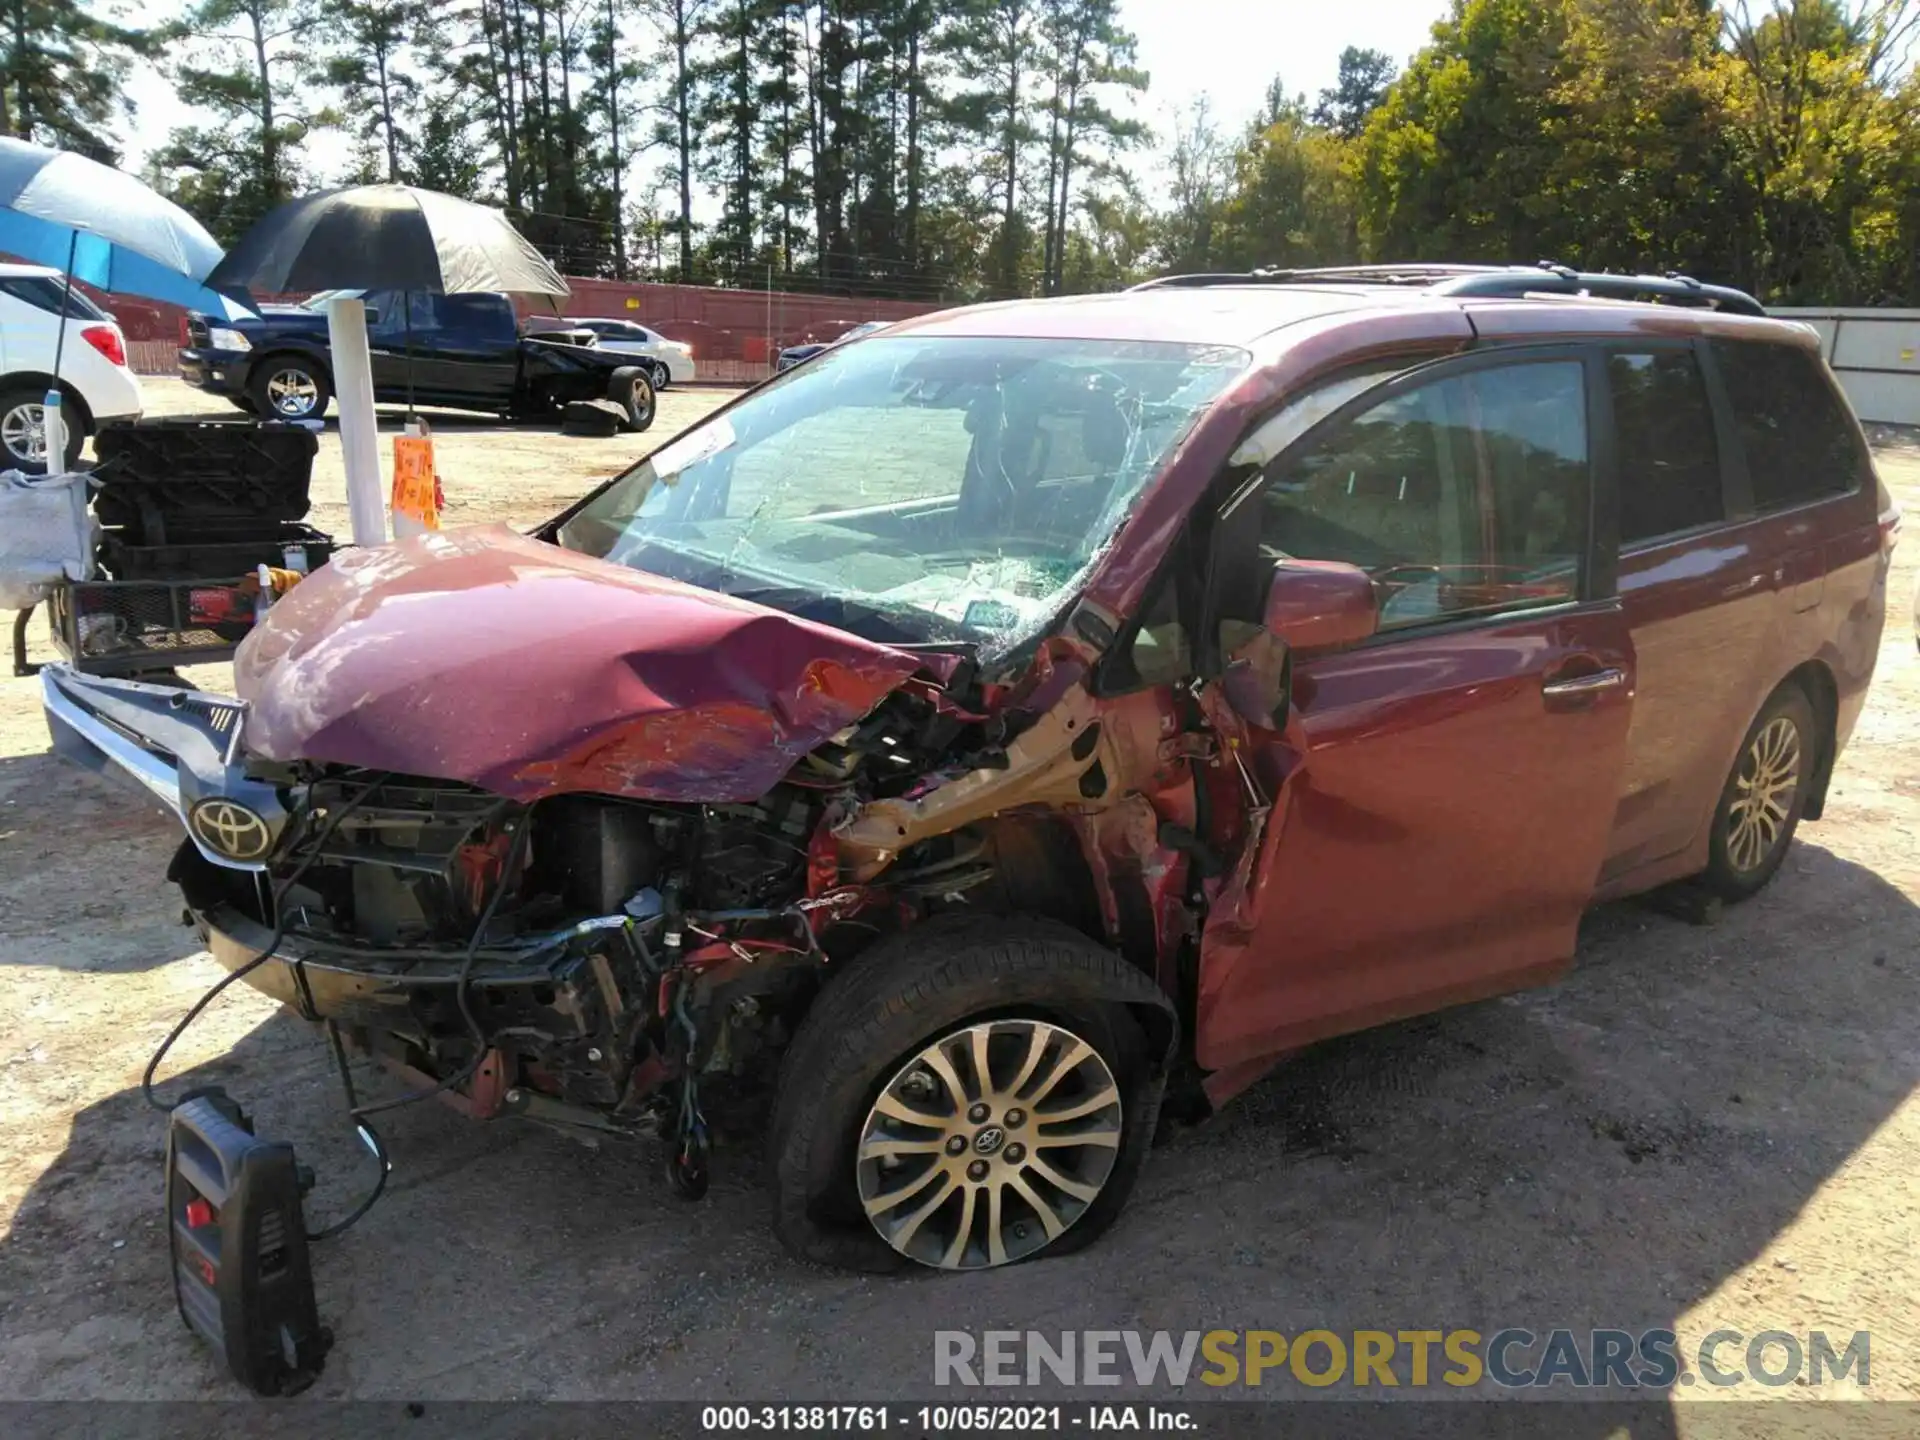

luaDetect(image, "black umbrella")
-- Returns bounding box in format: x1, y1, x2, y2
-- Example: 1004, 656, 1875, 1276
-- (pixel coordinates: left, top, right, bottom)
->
206, 183, 567, 298
207, 183, 570, 416
207, 186, 570, 540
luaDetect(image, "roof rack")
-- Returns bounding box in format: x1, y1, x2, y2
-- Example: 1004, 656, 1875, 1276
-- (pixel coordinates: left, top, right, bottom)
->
1131, 260, 1767, 317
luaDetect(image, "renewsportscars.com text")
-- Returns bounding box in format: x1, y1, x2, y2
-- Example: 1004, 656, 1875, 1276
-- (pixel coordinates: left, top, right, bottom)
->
933, 1328, 1871, 1390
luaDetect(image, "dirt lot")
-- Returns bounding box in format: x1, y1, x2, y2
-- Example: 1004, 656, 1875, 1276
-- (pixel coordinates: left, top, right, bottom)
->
0, 378, 1916, 1416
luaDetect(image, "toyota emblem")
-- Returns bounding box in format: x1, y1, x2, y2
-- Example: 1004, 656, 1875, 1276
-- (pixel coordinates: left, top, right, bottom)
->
187, 798, 272, 861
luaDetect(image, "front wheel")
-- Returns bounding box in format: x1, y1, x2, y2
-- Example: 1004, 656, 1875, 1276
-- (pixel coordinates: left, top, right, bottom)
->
768, 917, 1166, 1273
0, 386, 83, 473
250, 358, 330, 421
647, 360, 671, 391
1702, 683, 1818, 900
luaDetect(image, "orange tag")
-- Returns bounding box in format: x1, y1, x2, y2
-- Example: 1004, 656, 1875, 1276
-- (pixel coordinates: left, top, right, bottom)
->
392, 432, 441, 531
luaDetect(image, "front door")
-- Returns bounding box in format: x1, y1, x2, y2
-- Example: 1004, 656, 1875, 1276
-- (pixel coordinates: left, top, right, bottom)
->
1196, 350, 1636, 1072
363, 290, 414, 396
414, 292, 522, 407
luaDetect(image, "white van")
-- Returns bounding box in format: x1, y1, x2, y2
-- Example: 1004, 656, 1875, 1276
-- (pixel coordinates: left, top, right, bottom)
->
0, 263, 144, 472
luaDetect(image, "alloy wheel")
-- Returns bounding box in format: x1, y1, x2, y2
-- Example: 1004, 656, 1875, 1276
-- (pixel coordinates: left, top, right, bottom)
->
1726, 715, 1801, 873
265, 368, 319, 417
856, 1019, 1122, 1271
1, 402, 47, 464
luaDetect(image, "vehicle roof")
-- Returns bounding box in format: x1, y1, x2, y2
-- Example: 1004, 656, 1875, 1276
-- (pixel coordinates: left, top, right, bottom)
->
883, 283, 1820, 352
0, 262, 62, 279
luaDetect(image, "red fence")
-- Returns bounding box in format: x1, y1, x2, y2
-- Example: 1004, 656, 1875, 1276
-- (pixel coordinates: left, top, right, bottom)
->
545, 277, 937, 364
95, 275, 944, 380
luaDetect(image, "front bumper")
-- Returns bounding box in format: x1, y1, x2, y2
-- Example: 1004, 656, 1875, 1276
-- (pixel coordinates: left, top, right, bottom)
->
176, 347, 249, 397
39, 664, 280, 872
174, 847, 635, 1113
179, 864, 593, 1031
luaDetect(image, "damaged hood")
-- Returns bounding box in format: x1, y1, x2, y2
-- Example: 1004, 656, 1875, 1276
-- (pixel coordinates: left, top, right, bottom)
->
235, 525, 926, 802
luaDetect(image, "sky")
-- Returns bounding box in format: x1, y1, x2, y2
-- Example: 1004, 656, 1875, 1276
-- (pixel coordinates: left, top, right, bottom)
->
115, 0, 1449, 200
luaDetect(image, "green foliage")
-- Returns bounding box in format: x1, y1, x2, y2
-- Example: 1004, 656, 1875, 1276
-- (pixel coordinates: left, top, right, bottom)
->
315, 0, 427, 184
1312, 46, 1396, 138
1, 0, 150, 161
150, 0, 323, 241
1345, 0, 1920, 304
40, 0, 1920, 308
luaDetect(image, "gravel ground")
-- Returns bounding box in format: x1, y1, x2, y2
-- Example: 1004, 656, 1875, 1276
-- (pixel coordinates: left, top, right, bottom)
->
0, 379, 1916, 1418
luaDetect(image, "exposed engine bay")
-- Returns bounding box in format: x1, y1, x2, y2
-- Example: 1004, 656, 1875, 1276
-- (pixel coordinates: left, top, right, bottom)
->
169, 648, 1198, 1175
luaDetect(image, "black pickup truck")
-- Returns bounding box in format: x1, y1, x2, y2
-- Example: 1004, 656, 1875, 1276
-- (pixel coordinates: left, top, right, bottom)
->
177, 288, 655, 430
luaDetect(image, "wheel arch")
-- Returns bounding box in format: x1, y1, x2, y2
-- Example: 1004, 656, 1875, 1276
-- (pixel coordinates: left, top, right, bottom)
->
0, 372, 96, 433
1780, 658, 1840, 821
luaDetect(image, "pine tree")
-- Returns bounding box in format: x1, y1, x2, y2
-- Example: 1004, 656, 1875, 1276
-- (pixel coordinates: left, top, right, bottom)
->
154, 0, 323, 241
1, 0, 148, 161
317, 0, 427, 182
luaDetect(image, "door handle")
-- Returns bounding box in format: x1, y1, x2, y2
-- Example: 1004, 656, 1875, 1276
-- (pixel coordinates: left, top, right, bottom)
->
1542, 667, 1627, 699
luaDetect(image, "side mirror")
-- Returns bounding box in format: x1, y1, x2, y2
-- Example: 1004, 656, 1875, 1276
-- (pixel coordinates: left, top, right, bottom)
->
1218, 561, 1377, 733
1263, 560, 1378, 653
363, 307, 382, 325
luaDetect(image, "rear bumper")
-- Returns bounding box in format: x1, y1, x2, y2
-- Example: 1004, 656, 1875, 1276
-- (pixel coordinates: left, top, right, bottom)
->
176, 348, 247, 397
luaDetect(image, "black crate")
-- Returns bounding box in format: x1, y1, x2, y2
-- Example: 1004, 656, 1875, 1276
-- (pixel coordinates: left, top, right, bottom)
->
91, 421, 318, 543
51, 576, 262, 673
100, 523, 335, 582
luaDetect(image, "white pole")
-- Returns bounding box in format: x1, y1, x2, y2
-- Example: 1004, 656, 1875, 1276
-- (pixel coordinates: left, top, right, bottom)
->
42, 393, 66, 475
44, 228, 81, 473
328, 296, 387, 545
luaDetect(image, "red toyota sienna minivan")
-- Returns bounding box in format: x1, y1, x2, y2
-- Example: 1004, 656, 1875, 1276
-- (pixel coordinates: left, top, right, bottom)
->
45, 264, 1898, 1274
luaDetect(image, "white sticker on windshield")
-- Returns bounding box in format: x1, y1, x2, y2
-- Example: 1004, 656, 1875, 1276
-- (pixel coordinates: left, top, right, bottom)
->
647, 416, 737, 482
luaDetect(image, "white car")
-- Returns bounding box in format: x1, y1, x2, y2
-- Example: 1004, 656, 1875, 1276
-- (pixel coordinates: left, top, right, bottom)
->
0, 262, 143, 473
567, 318, 696, 388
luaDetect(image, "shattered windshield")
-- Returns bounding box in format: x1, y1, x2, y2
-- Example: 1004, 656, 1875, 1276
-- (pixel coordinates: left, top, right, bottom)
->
556, 335, 1247, 660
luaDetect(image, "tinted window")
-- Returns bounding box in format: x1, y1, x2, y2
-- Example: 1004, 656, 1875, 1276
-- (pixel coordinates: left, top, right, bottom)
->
1257, 361, 1587, 629
365, 290, 410, 337
437, 293, 514, 341
0, 275, 108, 320
1713, 340, 1863, 510
1609, 350, 1723, 544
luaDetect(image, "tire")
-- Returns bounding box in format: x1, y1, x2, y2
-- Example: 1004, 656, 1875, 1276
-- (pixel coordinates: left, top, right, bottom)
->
1702, 683, 1819, 901
0, 385, 83, 474
249, 356, 331, 421
228, 396, 260, 416
646, 360, 671, 391
611, 367, 656, 433
768, 916, 1167, 1274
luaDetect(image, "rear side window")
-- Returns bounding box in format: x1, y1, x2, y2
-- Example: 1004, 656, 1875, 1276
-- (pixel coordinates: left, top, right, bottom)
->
0, 275, 108, 320
1609, 351, 1723, 544
437, 293, 515, 340
1712, 340, 1864, 511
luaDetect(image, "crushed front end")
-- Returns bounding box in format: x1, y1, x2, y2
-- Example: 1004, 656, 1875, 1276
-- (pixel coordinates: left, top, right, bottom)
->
62, 643, 1136, 1164
168, 764, 853, 1143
